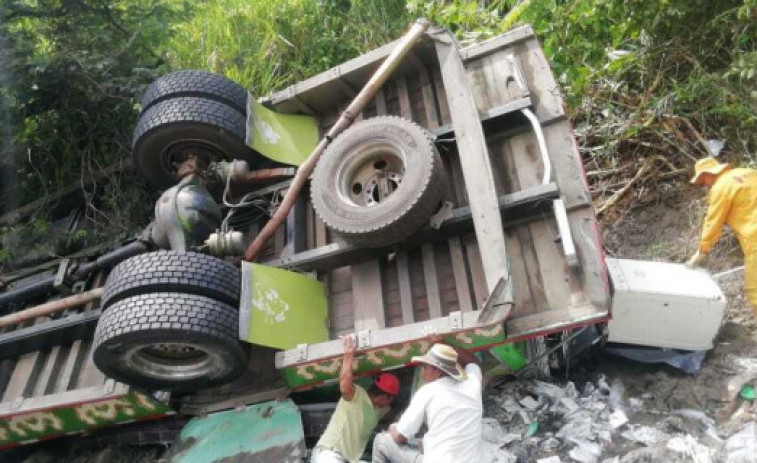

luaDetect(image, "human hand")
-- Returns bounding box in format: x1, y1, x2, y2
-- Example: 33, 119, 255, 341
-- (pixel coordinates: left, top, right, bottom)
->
427, 332, 445, 345
343, 334, 357, 356
685, 251, 705, 268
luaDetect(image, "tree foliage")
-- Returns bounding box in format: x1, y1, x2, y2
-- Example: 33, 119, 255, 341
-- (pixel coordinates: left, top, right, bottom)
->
0, 0, 755, 265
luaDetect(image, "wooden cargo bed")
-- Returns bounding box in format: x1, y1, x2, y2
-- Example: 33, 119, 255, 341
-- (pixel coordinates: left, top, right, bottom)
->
263, 25, 610, 384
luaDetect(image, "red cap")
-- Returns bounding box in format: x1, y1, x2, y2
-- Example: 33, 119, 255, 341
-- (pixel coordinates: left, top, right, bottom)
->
374, 373, 400, 396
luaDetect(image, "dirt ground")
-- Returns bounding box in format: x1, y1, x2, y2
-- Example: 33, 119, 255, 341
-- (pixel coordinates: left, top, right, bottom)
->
477, 181, 757, 462
6, 181, 756, 462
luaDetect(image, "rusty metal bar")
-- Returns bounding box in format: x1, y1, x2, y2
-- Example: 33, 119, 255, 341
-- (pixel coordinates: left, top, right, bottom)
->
243, 18, 431, 261
0, 288, 104, 329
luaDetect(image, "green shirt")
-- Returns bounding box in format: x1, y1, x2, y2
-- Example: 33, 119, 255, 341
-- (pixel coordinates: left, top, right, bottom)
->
315, 385, 385, 462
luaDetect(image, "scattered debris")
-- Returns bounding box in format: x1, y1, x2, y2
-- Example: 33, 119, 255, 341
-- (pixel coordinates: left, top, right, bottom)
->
484, 369, 757, 462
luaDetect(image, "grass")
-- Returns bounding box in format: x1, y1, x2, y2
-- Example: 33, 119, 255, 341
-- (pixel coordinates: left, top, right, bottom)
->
164, 0, 413, 96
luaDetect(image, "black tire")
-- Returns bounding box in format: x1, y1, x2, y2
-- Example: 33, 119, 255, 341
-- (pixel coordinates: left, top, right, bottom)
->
101, 251, 240, 310
311, 116, 449, 246
140, 70, 248, 115
93, 292, 247, 391
133, 97, 256, 189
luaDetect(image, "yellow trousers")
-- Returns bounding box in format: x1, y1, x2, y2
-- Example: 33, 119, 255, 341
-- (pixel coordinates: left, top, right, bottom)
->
746, 247, 757, 316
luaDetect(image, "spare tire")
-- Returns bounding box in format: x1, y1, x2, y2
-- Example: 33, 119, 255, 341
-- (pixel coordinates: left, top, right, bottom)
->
93, 292, 247, 391
101, 251, 240, 310
311, 116, 449, 246
140, 70, 248, 115
133, 97, 256, 189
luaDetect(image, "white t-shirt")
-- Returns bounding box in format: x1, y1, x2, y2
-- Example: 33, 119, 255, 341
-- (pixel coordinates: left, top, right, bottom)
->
396, 363, 484, 462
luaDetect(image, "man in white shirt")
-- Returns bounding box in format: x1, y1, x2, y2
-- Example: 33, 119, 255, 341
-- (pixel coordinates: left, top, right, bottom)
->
371, 343, 484, 463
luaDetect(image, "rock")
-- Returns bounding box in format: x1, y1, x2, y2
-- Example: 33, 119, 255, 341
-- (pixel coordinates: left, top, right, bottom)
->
620, 425, 669, 446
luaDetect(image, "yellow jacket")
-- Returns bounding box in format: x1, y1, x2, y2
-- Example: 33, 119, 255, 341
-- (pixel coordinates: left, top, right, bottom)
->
699, 167, 757, 254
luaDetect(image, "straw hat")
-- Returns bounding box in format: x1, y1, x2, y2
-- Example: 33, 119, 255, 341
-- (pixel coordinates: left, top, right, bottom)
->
411, 343, 467, 381
691, 157, 730, 184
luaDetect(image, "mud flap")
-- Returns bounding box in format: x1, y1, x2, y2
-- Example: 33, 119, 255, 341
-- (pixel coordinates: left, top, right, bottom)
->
168, 399, 306, 463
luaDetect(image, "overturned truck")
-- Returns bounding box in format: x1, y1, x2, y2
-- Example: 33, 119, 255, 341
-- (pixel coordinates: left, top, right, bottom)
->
0, 23, 611, 450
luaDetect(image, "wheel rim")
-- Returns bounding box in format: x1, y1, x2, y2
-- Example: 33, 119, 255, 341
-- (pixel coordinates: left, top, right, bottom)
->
160, 139, 228, 179
335, 140, 406, 208
126, 342, 222, 381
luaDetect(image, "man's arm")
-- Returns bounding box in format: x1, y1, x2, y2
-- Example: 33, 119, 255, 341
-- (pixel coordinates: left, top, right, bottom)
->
339, 334, 357, 401
393, 386, 431, 443
699, 181, 734, 254
452, 345, 478, 367
389, 423, 408, 444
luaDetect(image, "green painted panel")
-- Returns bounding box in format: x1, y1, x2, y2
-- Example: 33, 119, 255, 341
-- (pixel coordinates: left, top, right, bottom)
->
169, 399, 306, 463
245, 264, 329, 350
490, 342, 527, 371
0, 391, 172, 449
282, 323, 507, 389
248, 99, 319, 166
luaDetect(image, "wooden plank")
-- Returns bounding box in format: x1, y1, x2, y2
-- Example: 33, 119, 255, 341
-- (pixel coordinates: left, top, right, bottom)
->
396, 252, 414, 324
350, 89, 390, 332
386, 81, 416, 325
435, 34, 512, 303
417, 62, 472, 317
351, 260, 385, 331
431, 69, 451, 126
315, 216, 328, 247
33, 345, 62, 397
276, 310, 495, 367
506, 302, 608, 339
464, 238, 488, 308
283, 195, 307, 257
54, 340, 84, 393
76, 340, 105, 388
2, 350, 42, 401
460, 25, 534, 62
375, 88, 388, 115
396, 76, 412, 119
306, 200, 315, 250
447, 237, 473, 312
421, 244, 443, 319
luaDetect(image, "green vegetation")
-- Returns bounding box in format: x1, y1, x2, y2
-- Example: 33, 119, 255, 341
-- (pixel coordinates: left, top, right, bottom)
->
0, 0, 755, 266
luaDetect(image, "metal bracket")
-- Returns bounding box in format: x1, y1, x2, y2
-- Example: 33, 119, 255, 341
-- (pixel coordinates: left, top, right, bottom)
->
553, 198, 580, 269
12, 397, 24, 411
506, 55, 530, 97
429, 201, 454, 229
54, 258, 72, 295
103, 379, 116, 394
296, 343, 309, 362
449, 311, 463, 330
357, 330, 371, 348
153, 391, 171, 404
71, 280, 87, 294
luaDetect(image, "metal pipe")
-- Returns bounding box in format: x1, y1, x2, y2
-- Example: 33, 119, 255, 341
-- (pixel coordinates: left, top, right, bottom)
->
244, 18, 432, 262
72, 240, 149, 279
521, 108, 552, 185
0, 276, 56, 311
0, 287, 103, 329
0, 240, 147, 312
713, 266, 745, 279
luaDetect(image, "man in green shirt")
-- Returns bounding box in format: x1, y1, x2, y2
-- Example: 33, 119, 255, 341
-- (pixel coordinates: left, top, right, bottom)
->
311, 335, 400, 463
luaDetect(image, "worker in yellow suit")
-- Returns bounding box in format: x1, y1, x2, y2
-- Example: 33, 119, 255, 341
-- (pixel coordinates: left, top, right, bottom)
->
687, 157, 757, 315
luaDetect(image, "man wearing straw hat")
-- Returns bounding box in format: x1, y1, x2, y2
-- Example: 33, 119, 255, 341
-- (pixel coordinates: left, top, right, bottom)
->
371, 342, 483, 463
687, 157, 757, 314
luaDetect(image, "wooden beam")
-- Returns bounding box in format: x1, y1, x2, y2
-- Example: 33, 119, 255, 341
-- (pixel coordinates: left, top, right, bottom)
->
352, 261, 386, 331
266, 183, 560, 272
396, 252, 414, 324
448, 237, 473, 312
435, 33, 513, 303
